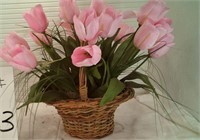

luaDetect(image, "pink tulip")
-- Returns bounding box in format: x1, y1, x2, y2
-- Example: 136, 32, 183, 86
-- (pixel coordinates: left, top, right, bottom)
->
122, 10, 136, 19
73, 8, 99, 44
71, 45, 101, 67
30, 32, 52, 46
116, 23, 135, 41
99, 7, 123, 38
3, 32, 30, 49
149, 33, 175, 58
134, 21, 160, 50
90, 0, 106, 16
23, 4, 48, 33
60, 22, 74, 37
59, 0, 80, 23
148, 17, 174, 58
155, 18, 173, 39
137, 0, 169, 24
0, 33, 37, 72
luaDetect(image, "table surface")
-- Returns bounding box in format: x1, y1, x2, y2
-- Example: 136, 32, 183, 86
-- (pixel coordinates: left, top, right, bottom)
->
17, 94, 200, 140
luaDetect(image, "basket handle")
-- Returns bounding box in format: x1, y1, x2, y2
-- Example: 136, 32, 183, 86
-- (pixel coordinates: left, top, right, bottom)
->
79, 67, 88, 101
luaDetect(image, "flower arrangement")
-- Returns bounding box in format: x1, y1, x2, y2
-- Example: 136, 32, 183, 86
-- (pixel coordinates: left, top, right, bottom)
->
0, 0, 175, 138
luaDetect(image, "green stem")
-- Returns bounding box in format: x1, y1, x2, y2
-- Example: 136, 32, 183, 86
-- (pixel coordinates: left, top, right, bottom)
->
31, 71, 40, 78
101, 58, 107, 86
121, 56, 150, 82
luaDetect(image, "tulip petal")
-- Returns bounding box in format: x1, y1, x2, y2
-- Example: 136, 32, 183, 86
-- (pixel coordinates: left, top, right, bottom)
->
73, 16, 86, 41
0, 34, 37, 72
71, 45, 101, 67
90, 0, 105, 15
107, 16, 122, 37
30, 32, 52, 46
99, 14, 113, 38
4, 32, 30, 49
23, 4, 48, 33
91, 45, 102, 65
19, 47, 37, 68
8, 61, 34, 72
137, 0, 169, 24
122, 10, 136, 19
134, 21, 160, 50
149, 46, 170, 58
0, 47, 12, 62
24, 13, 44, 33
59, 0, 80, 23
84, 9, 97, 26
86, 18, 99, 41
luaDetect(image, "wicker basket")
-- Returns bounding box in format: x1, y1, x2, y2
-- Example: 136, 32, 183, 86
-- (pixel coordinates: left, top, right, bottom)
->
50, 88, 134, 139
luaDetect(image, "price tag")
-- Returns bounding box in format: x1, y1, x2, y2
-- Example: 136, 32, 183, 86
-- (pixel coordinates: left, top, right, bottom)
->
0, 67, 18, 140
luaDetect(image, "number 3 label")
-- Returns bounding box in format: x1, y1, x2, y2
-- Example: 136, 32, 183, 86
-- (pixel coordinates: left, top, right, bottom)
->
0, 67, 18, 139
0, 111, 14, 132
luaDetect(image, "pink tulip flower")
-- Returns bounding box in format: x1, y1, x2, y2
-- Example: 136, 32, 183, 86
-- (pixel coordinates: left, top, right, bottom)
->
122, 10, 136, 19
3, 32, 30, 49
155, 18, 173, 39
0, 33, 37, 72
134, 21, 160, 50
149, 33, 175, 58
90, 0, 106, 16
60, 22, 74, 38
71, 45, 101, 67
116, 23, 135, 41
73, 8, 99, 44
30, 32, 52, 46
99, 7, 123, 38
59, 0, 80, 23
23, 4, 48, 33
148, 17, 174, 58
137, 0, 169, 24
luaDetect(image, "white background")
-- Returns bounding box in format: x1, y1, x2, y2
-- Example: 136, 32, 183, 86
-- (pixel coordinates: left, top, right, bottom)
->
0, 67, 18, 140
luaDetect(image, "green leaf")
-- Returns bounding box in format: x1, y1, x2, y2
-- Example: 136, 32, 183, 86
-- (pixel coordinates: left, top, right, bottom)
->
17, 83, 42, 109
100, 29, 120, 60
105, 62, 111, 86
39, 90, 67, 103
89, 84, 108, 98
111, 55, 148, 77
28, 83, 40, 99
39, 69, 77, 93
17, 74, 78, 109
131, 55, 149, 64
32, 33, 61, 60
110, 34, 134, 71
122, 71, 158, 97
110, 35, 133, 65
107, 31, 134, 63
100, 78, 125, 106
60, 36, 78, 57
125, 81, 152, 89
50, 57, 79, 79
89, 66, 101, 79
88, 75, 97, 89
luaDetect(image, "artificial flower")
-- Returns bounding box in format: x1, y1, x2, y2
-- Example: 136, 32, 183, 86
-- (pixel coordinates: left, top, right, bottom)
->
0, 33, 37, 72
30, 32, 52, 46
59, 0, 80, 23
23, 4, 49, 33
73, 8, 99, 44
99, 7, 123, 38
134, 21, 160, 50
137, 0, 168, 24
71, 45, 101, 67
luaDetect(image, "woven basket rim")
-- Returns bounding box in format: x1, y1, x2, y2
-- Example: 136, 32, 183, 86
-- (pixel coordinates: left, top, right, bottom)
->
49, 88, 134, 109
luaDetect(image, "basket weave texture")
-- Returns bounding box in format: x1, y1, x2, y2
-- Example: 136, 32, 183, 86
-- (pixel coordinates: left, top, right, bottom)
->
50, 88, 134, 139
